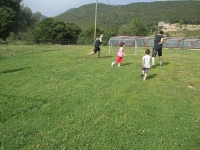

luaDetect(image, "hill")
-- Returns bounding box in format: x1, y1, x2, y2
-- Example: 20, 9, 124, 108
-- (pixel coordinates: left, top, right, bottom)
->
54, 1, 200, 30
40, 14, 47, 20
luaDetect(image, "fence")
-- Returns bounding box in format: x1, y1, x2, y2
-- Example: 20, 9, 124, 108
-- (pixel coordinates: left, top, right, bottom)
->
109, 36, 200, 49
0, 39, 94, 45
1, 38, 200, 49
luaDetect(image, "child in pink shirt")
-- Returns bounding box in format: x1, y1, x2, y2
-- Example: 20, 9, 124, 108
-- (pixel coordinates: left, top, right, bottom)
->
111, 42, 126, 67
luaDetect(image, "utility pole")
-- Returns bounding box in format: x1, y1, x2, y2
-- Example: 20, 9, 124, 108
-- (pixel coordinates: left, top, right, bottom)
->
94, 0, 98, 43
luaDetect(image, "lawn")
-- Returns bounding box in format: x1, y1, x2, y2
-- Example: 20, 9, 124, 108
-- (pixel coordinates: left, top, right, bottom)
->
0, 45, 200, 149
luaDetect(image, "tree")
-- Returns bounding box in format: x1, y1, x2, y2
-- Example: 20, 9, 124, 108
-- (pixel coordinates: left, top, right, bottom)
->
149, 25, 158, 35
102, 29, 117, 45
0, 0, 22, 39
178, 18, 184, 29
66, 22, 81, 39
19, 4, 33, 32
80, 26, 103, 39
33, 18, 81, 43
118, 24, 130, 36
33, 12, 42, 29
118, 18, 149, 36
128, 18, 148, 36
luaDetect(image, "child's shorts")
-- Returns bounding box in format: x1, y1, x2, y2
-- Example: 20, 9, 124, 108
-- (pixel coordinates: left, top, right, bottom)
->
142, 68, 150, 74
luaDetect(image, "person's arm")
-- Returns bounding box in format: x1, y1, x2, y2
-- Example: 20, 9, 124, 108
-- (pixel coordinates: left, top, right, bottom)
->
100, 37, 102, 43
142, 59, 144, 68
120, 48, 126, 56
159, 37, 164, 44
122, 52, 126, 56
99, 34, 103, 42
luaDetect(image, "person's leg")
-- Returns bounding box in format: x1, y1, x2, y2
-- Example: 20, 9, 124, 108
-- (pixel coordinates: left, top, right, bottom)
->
151, 57, 155, 67
159, 56, 162, 65
143, 73, 147, 80
97, 47, 101, 58
111, 60, 115, 66
141, 68, 144, 77
158, 49, 162, 65
98, 50, 101, 58
112, 56, 119, 66
87, 47, 97, 58
119, 57, 123, 66
118, 57, 123, 67
118, 58, 121, 66
151, 48, 157, 67
143, 68, 149, 80
87, 52, 95, 56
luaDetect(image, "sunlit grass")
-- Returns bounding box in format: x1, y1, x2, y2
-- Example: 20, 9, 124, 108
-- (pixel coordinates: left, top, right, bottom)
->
0, 45, 200, 149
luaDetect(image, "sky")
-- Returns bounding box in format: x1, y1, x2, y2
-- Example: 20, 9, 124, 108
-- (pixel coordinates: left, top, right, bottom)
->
21, 0, 157, 17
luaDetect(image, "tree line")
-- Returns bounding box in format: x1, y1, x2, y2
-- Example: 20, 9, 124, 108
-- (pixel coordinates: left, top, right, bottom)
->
0, 0, 81, 44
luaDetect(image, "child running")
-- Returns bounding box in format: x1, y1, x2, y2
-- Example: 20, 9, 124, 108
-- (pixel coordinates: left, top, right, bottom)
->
141, 49, 151, 80
111, 41, 126, 67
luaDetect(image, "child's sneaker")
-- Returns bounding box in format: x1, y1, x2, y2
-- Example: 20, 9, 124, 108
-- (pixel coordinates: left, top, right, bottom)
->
151, 65, 155, 68
111, 62, 115, 66
160, 62, 162, 66
118, 64, 120, 67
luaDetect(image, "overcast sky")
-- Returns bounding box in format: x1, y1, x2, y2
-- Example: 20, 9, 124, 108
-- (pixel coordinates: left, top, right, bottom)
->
22, 0, 158, 17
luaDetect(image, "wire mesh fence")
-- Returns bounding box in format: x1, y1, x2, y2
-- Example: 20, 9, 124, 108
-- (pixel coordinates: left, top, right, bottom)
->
1, 37, 200, 51
109, 36, 200, 49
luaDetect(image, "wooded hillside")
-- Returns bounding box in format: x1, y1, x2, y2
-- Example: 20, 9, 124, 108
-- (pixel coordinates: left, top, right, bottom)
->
55, 1, 200, 30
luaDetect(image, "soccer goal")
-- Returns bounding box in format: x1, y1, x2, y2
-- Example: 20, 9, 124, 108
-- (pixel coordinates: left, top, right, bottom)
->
108, 36, 138, 55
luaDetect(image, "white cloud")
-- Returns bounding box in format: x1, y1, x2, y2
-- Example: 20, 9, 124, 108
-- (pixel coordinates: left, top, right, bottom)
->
22, 0, 155, 17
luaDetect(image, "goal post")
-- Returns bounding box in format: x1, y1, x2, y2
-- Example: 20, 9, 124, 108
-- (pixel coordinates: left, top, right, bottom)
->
109, 36, 138, 55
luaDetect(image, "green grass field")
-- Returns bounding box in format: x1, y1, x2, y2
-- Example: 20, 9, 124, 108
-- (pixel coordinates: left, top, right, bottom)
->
0, 45, 200, 149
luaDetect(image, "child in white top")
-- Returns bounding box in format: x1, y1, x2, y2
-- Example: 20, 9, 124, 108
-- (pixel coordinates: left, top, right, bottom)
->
141, 49, 151, 80
111, 42, 126, 67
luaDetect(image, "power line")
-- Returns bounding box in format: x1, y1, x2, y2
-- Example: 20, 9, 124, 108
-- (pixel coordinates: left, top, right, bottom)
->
105, 0, 121, 23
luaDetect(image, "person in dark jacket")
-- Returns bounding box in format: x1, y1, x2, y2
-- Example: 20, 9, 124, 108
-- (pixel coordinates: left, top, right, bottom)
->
151, 30, 164, 67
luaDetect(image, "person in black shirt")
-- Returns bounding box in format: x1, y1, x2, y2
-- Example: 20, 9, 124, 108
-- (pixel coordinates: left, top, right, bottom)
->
86, 34, 103, 58
151, 30, 164, 68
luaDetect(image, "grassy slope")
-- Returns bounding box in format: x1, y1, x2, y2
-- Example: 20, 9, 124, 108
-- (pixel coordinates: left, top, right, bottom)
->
0, 45, 200, 149
55, 2, 200, 30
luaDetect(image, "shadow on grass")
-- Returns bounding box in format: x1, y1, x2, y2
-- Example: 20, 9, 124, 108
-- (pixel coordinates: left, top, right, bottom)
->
100, 55, 113, 58
154, 62, 170, 67
147, 73, 157, 79
122, 62, 132, 66
162, 62, 170, 66
0, 93, 48, 123
86, 55, 113, 59
0, 56, 5, 59
1, 67, 30, 74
